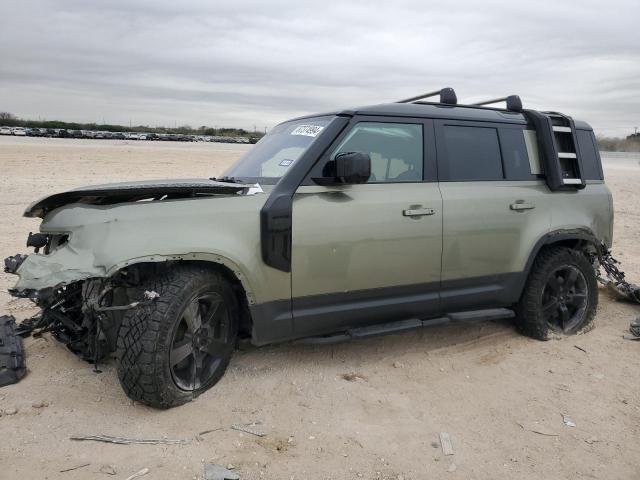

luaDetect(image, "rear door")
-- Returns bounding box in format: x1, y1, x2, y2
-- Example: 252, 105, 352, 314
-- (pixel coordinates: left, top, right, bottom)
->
290, 117, 443, 337
435, 120, 552, 311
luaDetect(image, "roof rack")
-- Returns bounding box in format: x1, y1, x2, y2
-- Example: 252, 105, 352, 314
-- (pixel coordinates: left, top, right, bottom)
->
397, 87, 457, 105
472, 95, 523, 112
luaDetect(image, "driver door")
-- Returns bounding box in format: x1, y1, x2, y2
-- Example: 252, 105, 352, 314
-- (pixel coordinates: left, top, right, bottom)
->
290, 117, 443, 337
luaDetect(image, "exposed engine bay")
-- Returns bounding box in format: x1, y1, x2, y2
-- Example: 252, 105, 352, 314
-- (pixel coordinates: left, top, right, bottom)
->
6, 255, 160, 367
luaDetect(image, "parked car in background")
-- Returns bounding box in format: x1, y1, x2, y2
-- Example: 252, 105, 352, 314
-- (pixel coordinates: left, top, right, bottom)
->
0, 126, 13, 135
12, 127, 27, 136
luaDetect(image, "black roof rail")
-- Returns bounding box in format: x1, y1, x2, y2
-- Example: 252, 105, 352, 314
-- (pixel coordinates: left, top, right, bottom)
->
397, 87, 457, 105
472, 95, 523, 112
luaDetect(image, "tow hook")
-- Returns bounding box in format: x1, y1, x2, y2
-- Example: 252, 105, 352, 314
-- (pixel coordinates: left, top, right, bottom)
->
4, 254, 28, 274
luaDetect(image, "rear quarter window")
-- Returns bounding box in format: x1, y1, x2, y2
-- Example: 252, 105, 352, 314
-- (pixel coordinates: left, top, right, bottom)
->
499, 128, 537, 180
576, 130, 604, 180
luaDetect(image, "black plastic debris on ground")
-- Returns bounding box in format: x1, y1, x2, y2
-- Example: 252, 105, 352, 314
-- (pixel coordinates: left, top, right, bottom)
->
0, 315, 27, 386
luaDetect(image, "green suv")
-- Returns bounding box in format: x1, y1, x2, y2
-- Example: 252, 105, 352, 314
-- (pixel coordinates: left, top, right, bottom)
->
4, 89, 613, 408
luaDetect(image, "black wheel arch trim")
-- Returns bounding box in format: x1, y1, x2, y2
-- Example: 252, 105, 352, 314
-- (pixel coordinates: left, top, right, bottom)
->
517, 228, 600, 299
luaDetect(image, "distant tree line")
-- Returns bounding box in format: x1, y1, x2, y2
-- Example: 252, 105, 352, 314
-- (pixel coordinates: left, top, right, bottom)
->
597, 133, 640, 152
0, 112, 265, 139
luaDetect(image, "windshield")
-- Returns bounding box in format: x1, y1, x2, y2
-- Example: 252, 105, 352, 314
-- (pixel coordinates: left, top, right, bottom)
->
224, 116, 335, 183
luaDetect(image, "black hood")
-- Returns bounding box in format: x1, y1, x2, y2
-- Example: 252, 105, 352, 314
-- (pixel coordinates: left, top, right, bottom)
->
24, 178, 251, 218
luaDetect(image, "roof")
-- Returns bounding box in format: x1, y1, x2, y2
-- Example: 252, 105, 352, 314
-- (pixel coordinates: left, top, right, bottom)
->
291, 101, 592, 131
343, 102, 592, 130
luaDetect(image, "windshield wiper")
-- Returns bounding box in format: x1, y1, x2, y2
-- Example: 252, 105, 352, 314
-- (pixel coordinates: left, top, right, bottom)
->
210, 176, 242, 184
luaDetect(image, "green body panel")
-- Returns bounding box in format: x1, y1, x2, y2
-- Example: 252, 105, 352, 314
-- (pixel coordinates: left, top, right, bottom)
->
440, 180, 553, 280
291, 183, 443, 296
13, 193, 291, 305
440, 180, 611, 281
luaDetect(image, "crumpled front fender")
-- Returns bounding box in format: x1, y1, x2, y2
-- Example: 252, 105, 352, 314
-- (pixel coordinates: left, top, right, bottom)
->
11, 245, 105, 295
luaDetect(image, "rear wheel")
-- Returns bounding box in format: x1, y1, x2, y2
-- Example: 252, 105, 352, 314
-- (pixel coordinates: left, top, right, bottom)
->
116, 266, 238, 408
516, 247, 597, 340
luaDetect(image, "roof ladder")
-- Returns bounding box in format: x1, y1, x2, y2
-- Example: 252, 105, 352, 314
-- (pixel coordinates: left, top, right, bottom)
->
522, 110, 585, 190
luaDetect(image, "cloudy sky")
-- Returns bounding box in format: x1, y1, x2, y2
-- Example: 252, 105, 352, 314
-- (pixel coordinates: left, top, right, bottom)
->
1, 0, 638, 136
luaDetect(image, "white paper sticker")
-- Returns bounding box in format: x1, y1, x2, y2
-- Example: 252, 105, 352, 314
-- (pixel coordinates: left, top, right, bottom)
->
291, 125, 324, 137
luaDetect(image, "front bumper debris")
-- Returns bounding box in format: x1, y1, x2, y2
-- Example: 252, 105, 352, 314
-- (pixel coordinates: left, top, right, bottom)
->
4, 254, 28, 274
0, 315, 27, 387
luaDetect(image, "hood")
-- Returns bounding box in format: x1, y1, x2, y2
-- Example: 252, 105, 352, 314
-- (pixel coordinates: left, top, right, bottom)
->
24, 178, 253, 218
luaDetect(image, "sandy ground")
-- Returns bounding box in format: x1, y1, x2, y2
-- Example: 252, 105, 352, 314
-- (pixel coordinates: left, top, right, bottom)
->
0, 136, 638, 480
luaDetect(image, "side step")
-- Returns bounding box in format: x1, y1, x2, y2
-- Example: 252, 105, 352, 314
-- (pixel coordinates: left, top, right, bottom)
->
298, 308, 514, 345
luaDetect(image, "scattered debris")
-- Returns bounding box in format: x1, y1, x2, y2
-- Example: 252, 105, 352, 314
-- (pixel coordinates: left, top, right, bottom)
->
439, 432, 454, 456
99, 464, 117, 475
517, 422, 559, 437
70, 434, 190, 445
573, 345, 587, 353
204, 463, 240, 480
32, 401, 49, 408
623, 319, 640, 340
597, 247, 640, 304
124, 468, 149, 480
231, 422, 266, 437
392, 361, 405, 369
3, 407, 18, 416
59, 463, 90, 473
584, 437, 600, 445
0, 315, 27, 387
447, 463, 457, 473
340, 372, 366, 382
562, 414, 576, 427
196, 427, 223, 441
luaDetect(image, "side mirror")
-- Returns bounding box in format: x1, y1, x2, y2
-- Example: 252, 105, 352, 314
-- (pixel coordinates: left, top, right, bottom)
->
334, 152, 371, 184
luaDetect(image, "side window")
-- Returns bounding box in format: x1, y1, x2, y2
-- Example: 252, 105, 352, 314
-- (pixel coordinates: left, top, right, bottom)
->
331, 122, 423, 183
499, 128, 536, 180
440, 125, 503, 181
576, 130, 604, 180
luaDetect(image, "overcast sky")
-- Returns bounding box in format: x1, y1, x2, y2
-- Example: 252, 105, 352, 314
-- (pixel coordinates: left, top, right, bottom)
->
1, 0, 638, 136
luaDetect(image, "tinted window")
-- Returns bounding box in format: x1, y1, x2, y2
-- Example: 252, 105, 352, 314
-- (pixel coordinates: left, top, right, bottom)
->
576, 130, 604, 180
499, 128, 535, 180
332, 122, 423, 183
440, 126, 503, 181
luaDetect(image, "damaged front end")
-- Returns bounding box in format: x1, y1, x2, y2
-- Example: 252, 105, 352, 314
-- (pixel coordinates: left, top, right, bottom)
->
3, 177, 256, 372
5, 250, 158, 366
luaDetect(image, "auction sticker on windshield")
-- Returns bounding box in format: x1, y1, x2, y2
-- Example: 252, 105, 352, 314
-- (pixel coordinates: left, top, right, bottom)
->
291, 125, 324, 137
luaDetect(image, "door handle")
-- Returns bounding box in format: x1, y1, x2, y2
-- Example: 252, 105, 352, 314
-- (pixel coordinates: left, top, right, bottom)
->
403, 207, 436, 217
510, 202, 535, 211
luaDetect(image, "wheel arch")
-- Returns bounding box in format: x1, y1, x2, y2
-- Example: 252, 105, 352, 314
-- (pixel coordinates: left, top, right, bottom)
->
109, 254, 255, 338
515, 228, 600, 302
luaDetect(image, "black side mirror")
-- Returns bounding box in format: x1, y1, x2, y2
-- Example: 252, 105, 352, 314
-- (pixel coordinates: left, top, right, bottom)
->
333, 152, 371, 184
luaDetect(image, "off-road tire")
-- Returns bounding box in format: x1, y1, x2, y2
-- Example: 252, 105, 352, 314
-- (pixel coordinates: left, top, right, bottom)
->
516, 247, 597, 340
116, 266, 238, 408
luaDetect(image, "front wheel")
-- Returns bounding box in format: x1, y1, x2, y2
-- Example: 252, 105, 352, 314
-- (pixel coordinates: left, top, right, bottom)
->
516, 247, 597, 340
116, 266, 238, 408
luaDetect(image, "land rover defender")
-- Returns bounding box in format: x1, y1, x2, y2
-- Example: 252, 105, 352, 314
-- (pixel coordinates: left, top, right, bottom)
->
4, 88, 613, 408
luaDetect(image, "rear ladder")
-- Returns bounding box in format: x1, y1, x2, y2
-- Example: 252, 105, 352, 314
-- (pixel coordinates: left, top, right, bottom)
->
523, 109, 586, 190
